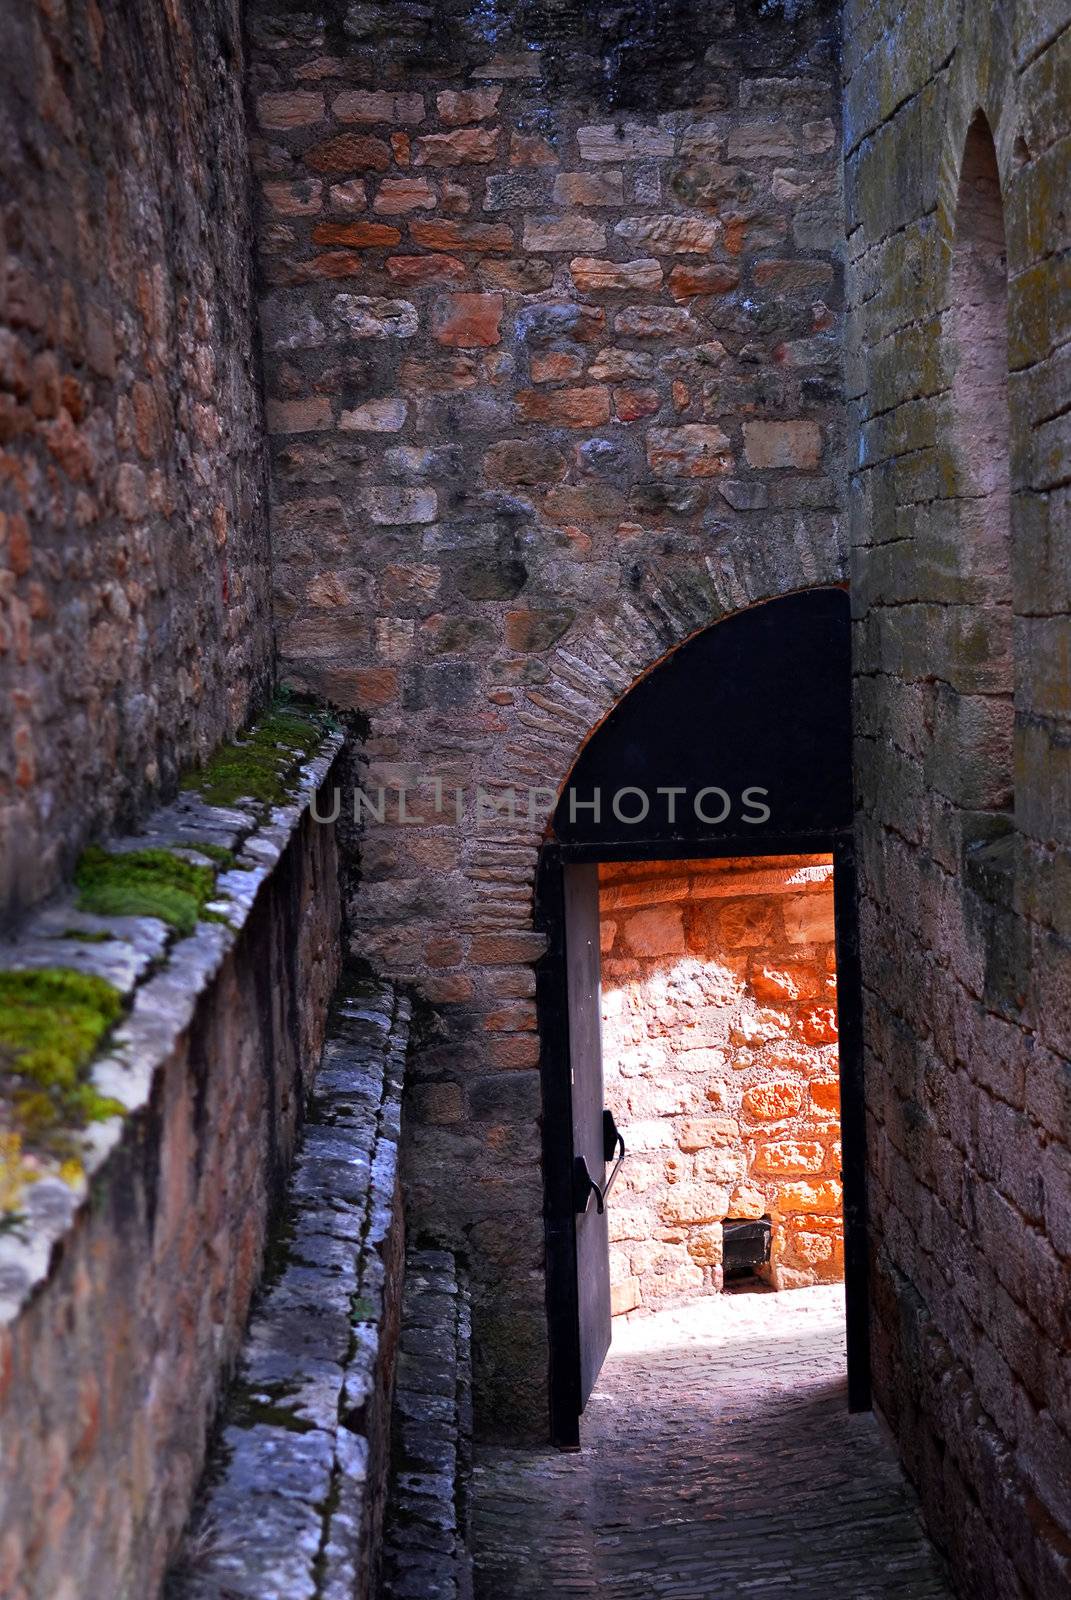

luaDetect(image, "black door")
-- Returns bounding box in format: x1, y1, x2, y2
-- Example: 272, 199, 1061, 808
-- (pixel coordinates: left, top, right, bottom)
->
563, 863, 611, 1408
536, 852, 615, 1446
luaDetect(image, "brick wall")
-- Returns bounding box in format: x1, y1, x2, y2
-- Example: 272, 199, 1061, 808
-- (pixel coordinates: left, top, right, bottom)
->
247, 0, 847, 1437
845, 0, 1071, 1594
0, 782, 341, 1600
0, 0, 273, 924
600, 856, 842, 1315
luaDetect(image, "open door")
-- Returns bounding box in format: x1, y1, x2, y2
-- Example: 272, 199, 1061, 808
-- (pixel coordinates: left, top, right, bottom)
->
537, 856, 618, 1446
537, 588, 866, 1447
564, 863, 612, 1409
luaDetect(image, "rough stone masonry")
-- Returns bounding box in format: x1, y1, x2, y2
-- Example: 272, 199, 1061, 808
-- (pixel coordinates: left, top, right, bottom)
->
600, 856, 843, 1315
0, 0, 274, 924
0, 2, 1068, 1599
846, 1, 1071, 1596
247, 0, 847, 1438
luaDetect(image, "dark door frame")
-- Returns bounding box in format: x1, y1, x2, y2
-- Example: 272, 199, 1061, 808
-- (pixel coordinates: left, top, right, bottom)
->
535, 826, 871, 1446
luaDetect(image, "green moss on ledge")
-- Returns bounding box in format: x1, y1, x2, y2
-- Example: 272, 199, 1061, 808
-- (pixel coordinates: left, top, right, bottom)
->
181, 697, 332, 812
0, 969, 125, 1164
192, 843, 237, 870
75, 847, 218, 937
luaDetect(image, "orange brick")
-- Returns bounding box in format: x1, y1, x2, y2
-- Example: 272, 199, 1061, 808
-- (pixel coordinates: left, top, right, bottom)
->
742, 1081, 803, 1120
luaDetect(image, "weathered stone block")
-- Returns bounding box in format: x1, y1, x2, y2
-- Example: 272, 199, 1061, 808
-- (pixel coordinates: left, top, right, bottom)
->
264, 179, 324, 216
743, 1081, 804, 1120
266, 396, 331, 434
414, 128, 499, 166
589, 346, 654, 381
667, 263, 740, 299
430, 293, 504, 348
333, 90, 425, 124
743, 420, 823, 469
515, 387, 611, 426
614, 385, 661, 422
258, 90, 325, 129
531, 350, 585, 382
312, 221, 402, 248
386, 254, 469, 287
614, 215, 721, 252
777, 1179, 841, 1213
483, 439, 566, 486
332, 295, 419, 339
357, 486, 437, 525
504, 608, 575, 651
437, 88, 501, 125
753, 1140, 826, 1176
646, 424, 732, 477
727, 122, 797, 158
569, 257, 662, 292
523, 216, 608, 252
410, 219, 513, 252
614, 305, 699, 338
374, 177, 437, 213
339, 398, 408, 431
553, 170, 625, 206
577, 124, 676, 161
484, 173, 552, 210
306, 133, 392, 173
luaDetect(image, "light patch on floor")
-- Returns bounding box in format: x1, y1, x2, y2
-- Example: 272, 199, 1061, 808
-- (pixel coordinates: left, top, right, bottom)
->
473, 1287, 953, 1599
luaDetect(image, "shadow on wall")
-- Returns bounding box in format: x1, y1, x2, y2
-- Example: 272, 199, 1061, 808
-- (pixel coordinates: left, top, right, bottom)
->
598, 854, 843, 1314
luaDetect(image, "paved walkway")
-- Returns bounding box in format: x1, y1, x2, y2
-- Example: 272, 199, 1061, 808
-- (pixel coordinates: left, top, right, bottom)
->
472, 1286, 954, 1599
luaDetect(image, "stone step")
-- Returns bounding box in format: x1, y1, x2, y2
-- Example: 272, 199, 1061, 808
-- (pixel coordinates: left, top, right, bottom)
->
379, 1249, 475, 1600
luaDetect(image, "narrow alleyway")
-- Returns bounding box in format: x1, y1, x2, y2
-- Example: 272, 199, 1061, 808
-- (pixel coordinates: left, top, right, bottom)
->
472, 1288, 953, 1599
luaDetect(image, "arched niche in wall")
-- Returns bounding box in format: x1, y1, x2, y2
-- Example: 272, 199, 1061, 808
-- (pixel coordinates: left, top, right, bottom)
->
945, 110, 1014, 824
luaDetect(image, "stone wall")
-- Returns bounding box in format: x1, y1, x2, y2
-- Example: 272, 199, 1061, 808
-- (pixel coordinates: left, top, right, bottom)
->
170, 978, 408, 1600
845, 0, 1071, 1595
0, 754, 341, 1600
247, 0, 847, 1437
0, 0, 274, 924
599, 856, 842, 1315
380, 1249, 475, 1600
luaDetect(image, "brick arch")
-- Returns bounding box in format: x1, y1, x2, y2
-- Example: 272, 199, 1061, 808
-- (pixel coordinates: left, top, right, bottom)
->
389, 570, 849, 1438
442, 563, 849, 998
508, 551, 849, 830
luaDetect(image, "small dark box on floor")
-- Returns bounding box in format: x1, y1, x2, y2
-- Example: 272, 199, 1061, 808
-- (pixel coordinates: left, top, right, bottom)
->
722, 1218, 772, 1278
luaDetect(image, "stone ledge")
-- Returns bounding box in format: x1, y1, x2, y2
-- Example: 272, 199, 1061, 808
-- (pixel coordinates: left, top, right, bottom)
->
0, 728, 343, 1325
167, 976, 408, 1600
381, 1248, 475, 1600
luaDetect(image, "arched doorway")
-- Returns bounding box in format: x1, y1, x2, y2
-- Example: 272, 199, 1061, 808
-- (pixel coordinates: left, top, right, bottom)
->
534, 586, 868, 1445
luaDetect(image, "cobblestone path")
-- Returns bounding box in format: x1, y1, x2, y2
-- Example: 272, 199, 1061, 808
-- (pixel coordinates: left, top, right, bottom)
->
472, 1286, 954, 1599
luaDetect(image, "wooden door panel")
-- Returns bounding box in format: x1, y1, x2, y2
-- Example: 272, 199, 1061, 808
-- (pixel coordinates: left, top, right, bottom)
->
564, 862, 611, 1407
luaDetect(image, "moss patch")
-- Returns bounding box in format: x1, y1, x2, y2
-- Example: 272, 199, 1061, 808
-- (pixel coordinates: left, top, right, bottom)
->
0, 1130, 33, 1213
75, 846, 218, 937
191, 843, 237, 870
182, 698, 331, 813
0, 969, 125, 1162
229, 1380, 317, 1435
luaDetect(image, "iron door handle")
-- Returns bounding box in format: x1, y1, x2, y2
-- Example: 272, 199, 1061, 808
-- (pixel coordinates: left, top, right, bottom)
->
573, 1116, 628, 1214
603, 1108, 625, 1163
573, 1154, 605, 1215
601, 1108, 626, 1204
